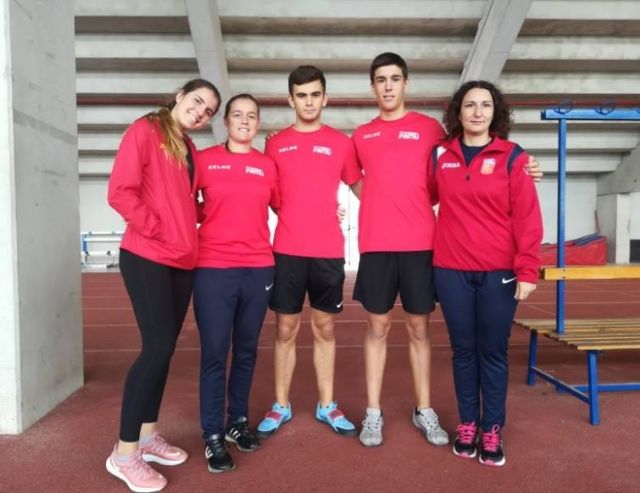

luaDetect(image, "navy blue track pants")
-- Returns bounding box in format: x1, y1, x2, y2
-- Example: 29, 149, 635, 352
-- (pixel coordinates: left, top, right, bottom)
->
193, 266, 274, 438
434, 268, 518, 430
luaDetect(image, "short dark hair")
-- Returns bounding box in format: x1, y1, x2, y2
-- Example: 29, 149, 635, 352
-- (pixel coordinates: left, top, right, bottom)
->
369, 52, 408, 83
224, 93, 260, 119
444, 80, 513, 139
288, 65, 326, 95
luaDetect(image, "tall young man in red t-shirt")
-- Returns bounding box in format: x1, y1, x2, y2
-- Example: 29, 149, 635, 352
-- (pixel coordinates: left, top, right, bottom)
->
257, 66, 363, 438
351, 52, 450, 447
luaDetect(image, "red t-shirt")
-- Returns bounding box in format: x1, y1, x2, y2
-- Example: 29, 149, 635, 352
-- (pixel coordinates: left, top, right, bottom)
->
352, 111, 445, 253
195, 145, 280, 268
265, 125, 362, 258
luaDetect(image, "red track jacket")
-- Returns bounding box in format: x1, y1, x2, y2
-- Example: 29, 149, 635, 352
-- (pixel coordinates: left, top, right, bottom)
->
108, 118, 199, 269
429, 137, 543, 283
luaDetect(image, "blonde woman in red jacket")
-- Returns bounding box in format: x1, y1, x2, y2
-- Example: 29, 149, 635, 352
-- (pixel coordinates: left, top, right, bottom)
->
429, 80, 543, 467
106, 79, 220, 492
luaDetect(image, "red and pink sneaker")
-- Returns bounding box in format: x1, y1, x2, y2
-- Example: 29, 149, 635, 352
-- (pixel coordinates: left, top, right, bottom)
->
106, 447, 167, 492
139, 433, 188, 466
479, 425, 506, 467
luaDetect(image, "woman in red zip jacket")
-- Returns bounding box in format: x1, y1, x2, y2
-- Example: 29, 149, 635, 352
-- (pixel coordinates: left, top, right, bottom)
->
106, 79, 220, 493
192, 94, 280, 474
429, 80, 543, 467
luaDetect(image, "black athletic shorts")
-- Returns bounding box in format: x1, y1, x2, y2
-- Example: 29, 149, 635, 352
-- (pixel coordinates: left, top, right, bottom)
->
269, 253, 346, 314
353, 251, 435, 315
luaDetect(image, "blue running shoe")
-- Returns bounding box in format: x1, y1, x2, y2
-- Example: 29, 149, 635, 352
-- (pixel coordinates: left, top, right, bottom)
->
256, 402, 292, 438
315, 402, 357, 436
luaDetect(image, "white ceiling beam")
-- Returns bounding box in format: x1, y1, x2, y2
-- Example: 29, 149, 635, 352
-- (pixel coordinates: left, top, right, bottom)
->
185, 0, 231, 143
460, 0, 532, 83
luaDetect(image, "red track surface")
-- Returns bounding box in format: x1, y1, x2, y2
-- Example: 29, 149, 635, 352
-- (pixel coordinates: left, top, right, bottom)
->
1, 272, 639, 492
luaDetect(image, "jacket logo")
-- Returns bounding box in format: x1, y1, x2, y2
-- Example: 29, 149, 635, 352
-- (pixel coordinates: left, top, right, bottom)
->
441, 162, 460, 169
245, 166, 264, 177
398, 131, 420, 140
278, 145, 297, 153
208, 164, 231, 170
363, 131, 381, 140
481, 158, 496, 175
312, 145, 332, 156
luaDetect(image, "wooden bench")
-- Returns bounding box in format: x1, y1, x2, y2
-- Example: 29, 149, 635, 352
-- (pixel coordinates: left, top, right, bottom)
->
513, 265, 640, 425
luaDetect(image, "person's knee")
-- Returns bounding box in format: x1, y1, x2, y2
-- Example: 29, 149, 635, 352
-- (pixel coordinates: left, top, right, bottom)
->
312, 320, 335, 343
407, 325, 430, 343
276, 322, 299, 344
141, 338, 177, 365
367, 322, 391, 341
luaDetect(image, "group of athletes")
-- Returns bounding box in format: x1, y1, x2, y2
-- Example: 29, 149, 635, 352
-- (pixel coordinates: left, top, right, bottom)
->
105, 52, 543, 492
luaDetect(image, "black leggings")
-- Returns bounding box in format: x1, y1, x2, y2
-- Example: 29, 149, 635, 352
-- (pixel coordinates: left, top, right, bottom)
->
118, 249, 194, 442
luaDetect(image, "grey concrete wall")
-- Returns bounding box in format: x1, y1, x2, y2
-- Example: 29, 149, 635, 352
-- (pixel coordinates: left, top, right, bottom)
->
0, 0, 20, 432
597, 193, 631, 263
0, 0, 82, 433
527, 177, 598, 244
631, 192, 640, 240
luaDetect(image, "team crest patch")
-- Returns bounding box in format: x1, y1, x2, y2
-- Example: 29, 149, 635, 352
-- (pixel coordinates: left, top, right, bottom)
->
480, 158, 496, 175
245, 166, 264, 176
312, 145, 332, 156
398, 131, 420, 140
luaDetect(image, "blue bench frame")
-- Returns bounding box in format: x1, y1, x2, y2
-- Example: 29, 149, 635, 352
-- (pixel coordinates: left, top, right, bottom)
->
525, 107, 640, 425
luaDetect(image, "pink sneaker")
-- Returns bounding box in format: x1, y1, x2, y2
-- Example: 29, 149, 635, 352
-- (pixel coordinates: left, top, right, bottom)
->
139, 433, 188, 466
106, 447, 167, 492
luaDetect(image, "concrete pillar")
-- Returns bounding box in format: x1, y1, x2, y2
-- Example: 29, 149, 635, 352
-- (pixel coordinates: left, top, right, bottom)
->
596, 194, 631, 263
0, 0, 82, 433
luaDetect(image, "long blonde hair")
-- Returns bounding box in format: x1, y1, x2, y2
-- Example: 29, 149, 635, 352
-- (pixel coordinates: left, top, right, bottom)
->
146, 79, 220, 165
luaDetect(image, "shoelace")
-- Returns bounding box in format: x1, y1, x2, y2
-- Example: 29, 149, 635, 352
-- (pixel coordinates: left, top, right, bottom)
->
208, 437, 228, 456
481, 425, 501, 452
145, 434, 169, 454
362, 414, 381, 432
456, 422, 478, 444
127, 451, 159, 480
232, 420, 251, 438
418, 413, 440, 431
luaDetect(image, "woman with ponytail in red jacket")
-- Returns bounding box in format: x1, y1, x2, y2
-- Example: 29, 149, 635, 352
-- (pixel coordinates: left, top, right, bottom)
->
106, 79, 220, 492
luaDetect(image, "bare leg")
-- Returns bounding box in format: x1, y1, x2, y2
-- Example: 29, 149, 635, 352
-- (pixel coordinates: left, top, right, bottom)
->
273, 313, 302, 406
406, 313, 431, 409
364, 311, 393, 409
310, 309, 336, 407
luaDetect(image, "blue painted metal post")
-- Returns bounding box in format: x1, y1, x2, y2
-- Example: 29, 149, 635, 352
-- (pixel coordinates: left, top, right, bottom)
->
526, 330, 538, 385
587, 351, 600, 425
556, 119, 567, 335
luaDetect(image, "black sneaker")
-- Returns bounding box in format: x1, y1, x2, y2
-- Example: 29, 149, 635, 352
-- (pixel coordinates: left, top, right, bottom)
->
204, 434, 235, 473
453, 421, 479, 459
479, 425, 506, 467
225, 417, 261, 452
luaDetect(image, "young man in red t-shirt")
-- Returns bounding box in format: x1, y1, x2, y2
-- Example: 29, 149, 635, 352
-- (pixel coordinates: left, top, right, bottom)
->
351, 52, 449, 448
257, 66, 363, 438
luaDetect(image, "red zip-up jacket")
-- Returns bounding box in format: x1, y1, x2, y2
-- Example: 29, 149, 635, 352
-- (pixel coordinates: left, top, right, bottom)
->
429, 137, 543, 283
108, 117, 199, 269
